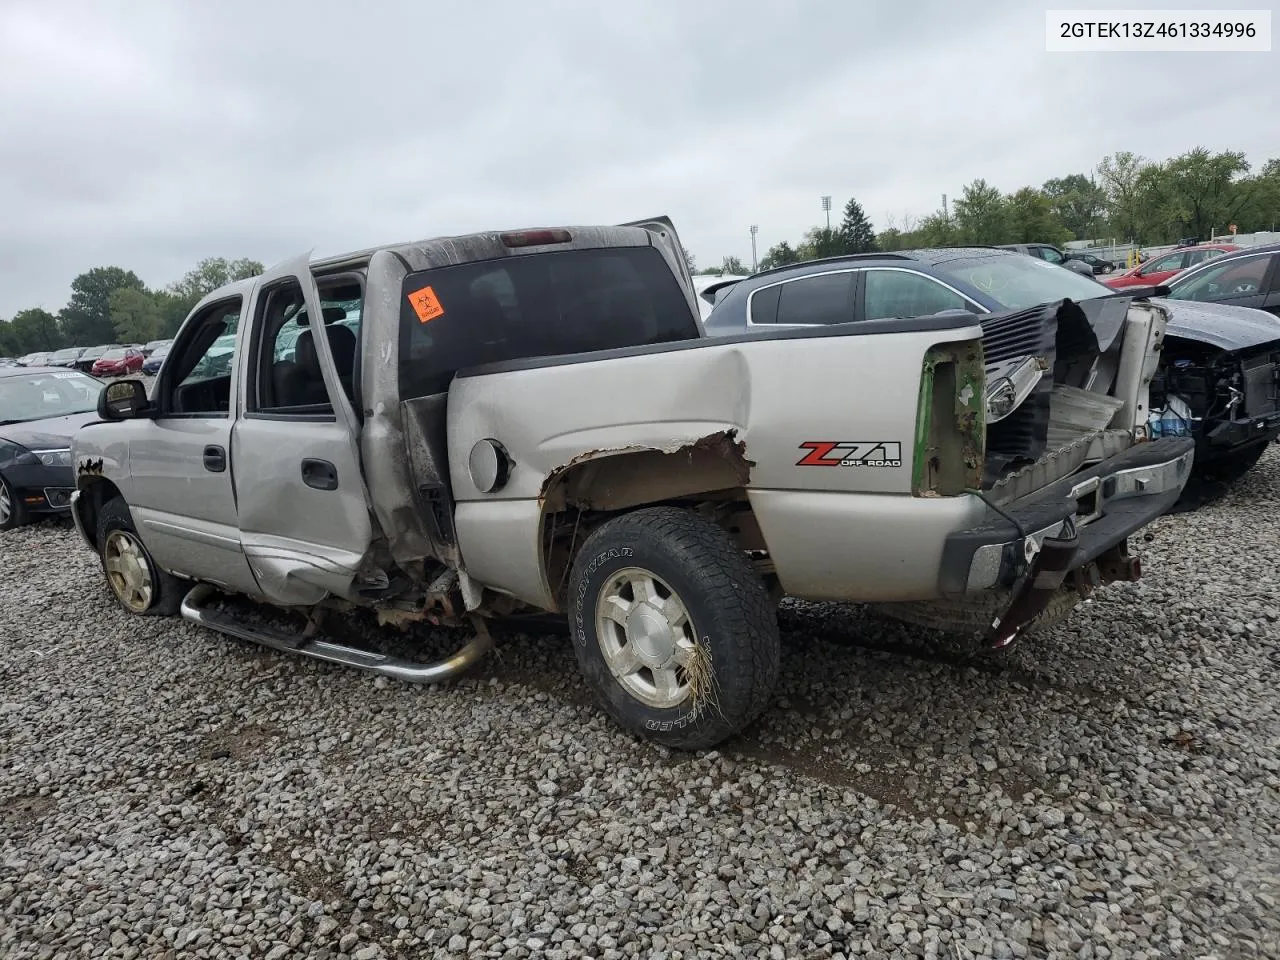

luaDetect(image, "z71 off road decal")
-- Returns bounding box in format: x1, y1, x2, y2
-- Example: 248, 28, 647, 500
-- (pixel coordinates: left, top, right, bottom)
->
797, 441, 903, 468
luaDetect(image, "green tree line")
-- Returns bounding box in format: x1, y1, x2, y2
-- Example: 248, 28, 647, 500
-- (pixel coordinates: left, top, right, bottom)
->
693, 147, 1280, 273
0, 256, 263, 357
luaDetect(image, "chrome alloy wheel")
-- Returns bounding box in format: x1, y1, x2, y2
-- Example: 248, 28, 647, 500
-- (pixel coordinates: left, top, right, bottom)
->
594, 566, 700, 709
103, 529, 155, 612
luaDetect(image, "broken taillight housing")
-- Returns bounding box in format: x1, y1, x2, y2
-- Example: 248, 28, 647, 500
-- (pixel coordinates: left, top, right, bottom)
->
912, 341, 986, 497
500, 229, 573, 247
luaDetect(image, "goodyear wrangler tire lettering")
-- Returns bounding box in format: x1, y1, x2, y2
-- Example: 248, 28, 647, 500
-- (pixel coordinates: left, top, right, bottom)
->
574, 547, 633, 647
565, 507, 780, 751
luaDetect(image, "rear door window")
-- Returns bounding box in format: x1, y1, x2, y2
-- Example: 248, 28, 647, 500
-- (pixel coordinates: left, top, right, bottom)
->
398, 246, 698, 398
774, 272, 856, 325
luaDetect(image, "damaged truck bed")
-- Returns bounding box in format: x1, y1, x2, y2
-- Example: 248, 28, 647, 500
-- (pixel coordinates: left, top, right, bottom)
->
69, 217, 1193, 750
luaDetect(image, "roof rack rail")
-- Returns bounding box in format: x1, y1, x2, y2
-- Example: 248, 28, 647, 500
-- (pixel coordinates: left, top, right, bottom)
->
749, 251, 913, 279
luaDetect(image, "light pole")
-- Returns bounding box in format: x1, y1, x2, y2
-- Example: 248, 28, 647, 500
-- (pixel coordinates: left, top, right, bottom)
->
821, 196, 832, 231
749, 224, 758, 272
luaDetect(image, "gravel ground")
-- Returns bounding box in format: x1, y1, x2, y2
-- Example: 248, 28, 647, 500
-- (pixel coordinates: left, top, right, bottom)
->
3, 448, 1279, 960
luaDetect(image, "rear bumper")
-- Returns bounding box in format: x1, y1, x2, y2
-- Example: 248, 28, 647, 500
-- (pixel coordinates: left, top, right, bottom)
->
939, 436, 1195, 596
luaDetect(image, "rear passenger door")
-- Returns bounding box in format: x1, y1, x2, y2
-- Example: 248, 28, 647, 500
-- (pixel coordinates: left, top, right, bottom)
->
229, 256, 375, 606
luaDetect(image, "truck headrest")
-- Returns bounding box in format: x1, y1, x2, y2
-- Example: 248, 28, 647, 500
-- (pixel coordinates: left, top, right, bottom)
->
294, 323, 357, 377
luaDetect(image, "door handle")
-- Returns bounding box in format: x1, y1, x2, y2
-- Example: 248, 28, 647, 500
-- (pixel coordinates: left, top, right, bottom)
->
301, 458, 338, 491
203, 445, 226, 473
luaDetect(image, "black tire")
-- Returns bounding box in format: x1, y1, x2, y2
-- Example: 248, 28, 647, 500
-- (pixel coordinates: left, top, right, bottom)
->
0, 473, 28, 531
96, 497, 184, 616
567, 506, 780, 751
1191, 443, 1267, 485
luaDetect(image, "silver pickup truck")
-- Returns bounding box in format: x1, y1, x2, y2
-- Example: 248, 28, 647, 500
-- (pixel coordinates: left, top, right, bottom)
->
69, 217, 1194, 749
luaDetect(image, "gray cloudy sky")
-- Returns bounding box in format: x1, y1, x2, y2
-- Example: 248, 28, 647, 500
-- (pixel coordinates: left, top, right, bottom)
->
1, 0, 1276, 317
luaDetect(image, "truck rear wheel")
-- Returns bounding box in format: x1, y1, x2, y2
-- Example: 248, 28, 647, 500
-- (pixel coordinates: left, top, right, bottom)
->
97, 497, 185, 617
567, 506, 780, 750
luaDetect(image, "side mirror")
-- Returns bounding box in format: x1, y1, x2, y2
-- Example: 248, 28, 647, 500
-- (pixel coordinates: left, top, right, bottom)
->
98, 379, 151, 420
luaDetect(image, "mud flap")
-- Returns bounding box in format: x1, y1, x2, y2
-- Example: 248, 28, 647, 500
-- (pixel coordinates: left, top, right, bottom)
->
986, 519, 1080, 649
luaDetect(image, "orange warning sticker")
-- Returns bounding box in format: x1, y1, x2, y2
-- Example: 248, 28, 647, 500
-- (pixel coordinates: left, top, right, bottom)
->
407, 285, 445, 324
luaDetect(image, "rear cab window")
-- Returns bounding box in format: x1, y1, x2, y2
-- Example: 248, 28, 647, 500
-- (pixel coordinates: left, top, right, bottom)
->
398, 245, 698, 398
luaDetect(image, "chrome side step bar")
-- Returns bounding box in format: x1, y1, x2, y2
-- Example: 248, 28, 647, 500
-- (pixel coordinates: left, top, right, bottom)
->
179, 583, 493, 683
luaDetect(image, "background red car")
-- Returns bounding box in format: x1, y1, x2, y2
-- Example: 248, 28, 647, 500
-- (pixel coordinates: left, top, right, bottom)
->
1102, 243, 1239, 290
90, 346, 145, 377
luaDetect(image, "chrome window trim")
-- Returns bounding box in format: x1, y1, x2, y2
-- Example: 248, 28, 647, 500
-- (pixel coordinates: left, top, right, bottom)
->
744, 265, 986, 328
744, 268, 861, 328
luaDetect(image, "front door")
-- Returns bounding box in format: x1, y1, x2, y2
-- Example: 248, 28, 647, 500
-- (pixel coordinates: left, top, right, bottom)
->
125, 295, 261, 594
230, 255, 375, 606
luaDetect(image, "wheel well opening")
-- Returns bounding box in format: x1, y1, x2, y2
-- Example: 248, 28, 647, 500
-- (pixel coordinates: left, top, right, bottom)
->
537, 436, 773, 611
75, 477, 123, 549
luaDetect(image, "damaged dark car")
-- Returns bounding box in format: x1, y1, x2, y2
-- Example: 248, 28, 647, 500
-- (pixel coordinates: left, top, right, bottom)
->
703, 246, 1280, 492
1147, 242, 1280, 482
0, 366, 105, 530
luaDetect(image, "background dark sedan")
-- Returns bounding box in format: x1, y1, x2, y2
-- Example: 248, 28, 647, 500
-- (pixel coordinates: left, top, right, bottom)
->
997, 242, 1094, 275
1065, 251, 1117, 275
46, 346, 85, 368
142, 338, 173, 357
0, 367, 104, 530
142, 341, 171, 375
73, 344, 116, 372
